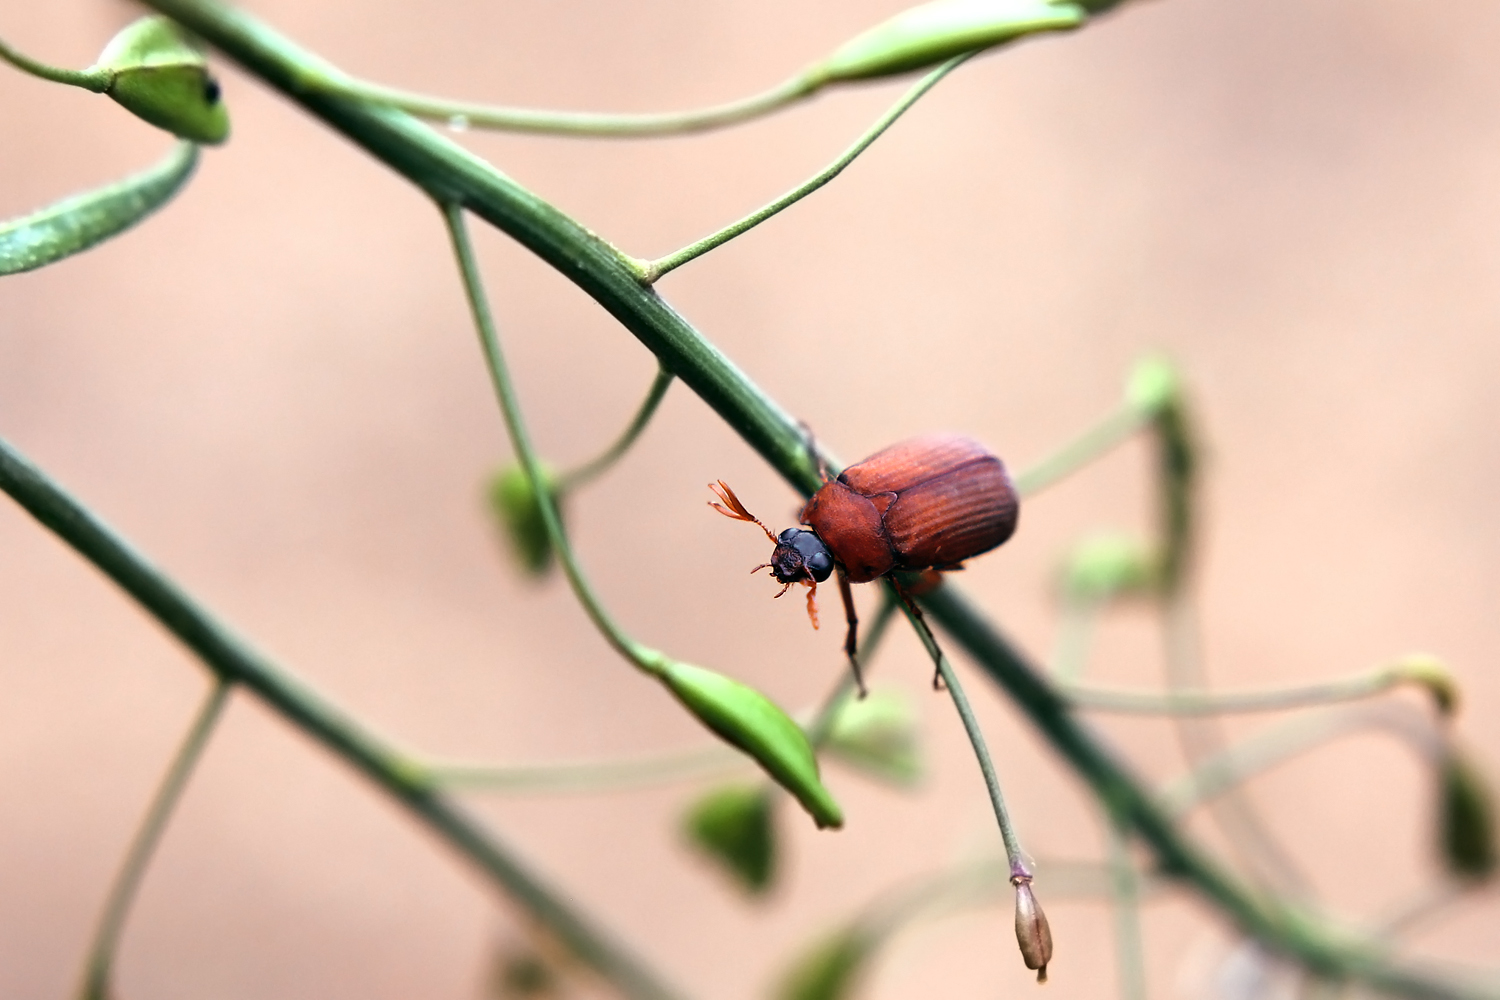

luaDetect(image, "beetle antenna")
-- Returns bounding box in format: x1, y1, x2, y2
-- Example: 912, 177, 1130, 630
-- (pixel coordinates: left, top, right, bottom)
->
708, 481, 779, 544
803, 579, 820, 630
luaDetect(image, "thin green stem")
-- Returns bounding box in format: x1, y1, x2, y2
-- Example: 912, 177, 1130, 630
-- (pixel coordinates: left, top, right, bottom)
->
1049, 599, 1100, 682
1106, 819, 1148, 1000
305, 68, 820, 138
641, 55, 971, 282
78, 677, 231, 1000
1160, 701, 1448, 816
427, 745, 742, 793
0, 434, 688, 1000
893, 585, 1027, 878
443, 202, 663, 674
1014, 404, 1148, 498
557, 363, 674, 491
0, 35, 109, 90
1057, 662, 1439, 715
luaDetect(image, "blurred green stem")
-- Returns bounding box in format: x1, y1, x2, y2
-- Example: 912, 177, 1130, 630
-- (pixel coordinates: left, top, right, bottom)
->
78, 677, 231, 1000
557, 363, 674, 491
1014, 404, 1147, 498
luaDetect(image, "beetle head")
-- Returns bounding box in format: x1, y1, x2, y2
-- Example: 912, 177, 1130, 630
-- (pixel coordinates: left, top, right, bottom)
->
770, 528, 834, 585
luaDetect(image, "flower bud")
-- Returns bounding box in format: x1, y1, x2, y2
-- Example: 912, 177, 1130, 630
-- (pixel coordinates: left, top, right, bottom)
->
92, 17, 230, 144
657, 659, 844, 829
1060, 533, 1158, 603
817, 0, 1085, 84
825, 689, 922, 787
487, 463, 559, 577
1013, 879, 1053, 983
683, 783, 778, 893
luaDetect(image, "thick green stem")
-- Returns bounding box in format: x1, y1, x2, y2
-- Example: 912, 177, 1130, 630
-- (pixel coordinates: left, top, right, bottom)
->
78, 677, 231, 1000
0, 435, 688, 1000
641, 56, 969, 282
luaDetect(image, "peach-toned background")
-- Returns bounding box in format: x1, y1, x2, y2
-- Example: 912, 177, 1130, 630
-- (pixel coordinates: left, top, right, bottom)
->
2, 1, 1498, 997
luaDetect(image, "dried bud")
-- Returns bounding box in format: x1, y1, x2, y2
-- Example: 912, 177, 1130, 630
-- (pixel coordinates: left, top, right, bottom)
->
1013, 879, 1053, 983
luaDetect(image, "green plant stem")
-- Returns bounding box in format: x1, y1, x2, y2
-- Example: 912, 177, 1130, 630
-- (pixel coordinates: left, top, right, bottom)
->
894, 587, 1029, 879
443, 202, 667, 675
640, 55, 970, 282
0, 435, 688, 1000
427, 745, 742, 793
306, 67, 820, 137
0, 35, 109, 90
78, 677, 231, 1000
85, 3, 1500, 994
1049, 599, 1099, 682
1160, 701, 1449, 816
1013, 404, 1148, 498
557, 363, 674, 491
1057, 664, 1441, 715
1106, 819, 1148, 1000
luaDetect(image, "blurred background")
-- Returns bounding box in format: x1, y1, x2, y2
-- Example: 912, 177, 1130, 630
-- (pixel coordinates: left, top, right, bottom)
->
2, 1, 1498, 997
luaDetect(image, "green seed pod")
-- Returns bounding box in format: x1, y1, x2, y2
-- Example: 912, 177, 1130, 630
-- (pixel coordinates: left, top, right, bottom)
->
773, 925, 876, 1000
817, 0, 1085, 84
683, 783, 778, 894
92, 17, 229, 144
657, 660, 843, 829
1060, 533, 1159, 602
487, 463, 559, 577
1438, 753, 1496, 880
1, 141, 197, 276
825, 689, 922, 787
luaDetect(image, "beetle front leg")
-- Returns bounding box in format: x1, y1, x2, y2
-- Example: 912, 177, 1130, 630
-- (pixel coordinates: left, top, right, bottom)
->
836, 569, 866, 697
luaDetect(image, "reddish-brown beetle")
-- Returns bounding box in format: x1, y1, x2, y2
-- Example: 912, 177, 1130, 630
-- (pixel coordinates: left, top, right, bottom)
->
710, 434, 1019, 687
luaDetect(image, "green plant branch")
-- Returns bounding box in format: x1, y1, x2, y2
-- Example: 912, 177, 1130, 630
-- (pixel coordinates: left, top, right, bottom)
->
428, 745, 743, 793
54, 2, 1497, 994
302, 65, 820, 137
0, 34, 109, 89
638, 54, 971, 282
1106, 818, 1148, 1000
1013, 403, 1148, 497
0, 435, 688, 1000
78, 676, 231, 1000
558, 362, 675, 491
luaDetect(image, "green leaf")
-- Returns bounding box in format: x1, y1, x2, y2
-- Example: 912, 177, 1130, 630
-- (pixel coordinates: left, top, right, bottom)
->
487, 463, 559, 577
93, 17, 229, 144
657, 660, 843, 829
683, 783, 778, 894
818, 0, 1085, 84
824, 690, 922, 787
1060, 532, 1158, 602
1439, 753, 1496, 880
773, 925, 876, 1000
0, 141, 198, 277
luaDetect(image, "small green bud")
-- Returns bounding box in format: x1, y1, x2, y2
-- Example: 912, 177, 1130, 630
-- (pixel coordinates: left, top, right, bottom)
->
92, 17, 229, 144
1126, 354, 1182, 417
1438, 753, 1496, 880
487, 463, 559, 578
825, 689, 923, 787
657, 660, 843, 829
1392, 654, 1459, 717
1013, 879, 1053, 983
683, 783, 777, 894
1060, 533, 1158, 602
774, 925, 876, 1000
817, 0, 1085, 84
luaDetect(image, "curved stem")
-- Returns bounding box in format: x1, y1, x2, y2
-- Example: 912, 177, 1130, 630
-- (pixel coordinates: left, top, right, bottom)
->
0, 35, 109, 90
1013, 404, 1147, 497
557, 363, 674, 491
443, 202, 663, 674
1057, 662, 1440, 715
307, 68, 820, 138
0, 435, 688, 1000
428, 745, 742, 793
78, 677, 231, 1000
641, 55, 971, 282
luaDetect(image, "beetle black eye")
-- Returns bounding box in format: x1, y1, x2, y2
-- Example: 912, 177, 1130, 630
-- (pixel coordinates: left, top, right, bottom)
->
805, 549, 833, 580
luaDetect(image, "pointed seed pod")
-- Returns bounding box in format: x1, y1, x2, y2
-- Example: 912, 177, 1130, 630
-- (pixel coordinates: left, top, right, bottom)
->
92, 17, 229, 144
817, 0, 1085, 85
1438, 753, 1496, 880
488, 463, 559, 577
1013, 879, 1053, 983
683, 783, 778, 893
658, 660, 843, 829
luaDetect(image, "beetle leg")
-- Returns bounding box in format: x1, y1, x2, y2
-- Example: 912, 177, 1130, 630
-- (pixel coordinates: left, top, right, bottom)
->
771, 580, 793, 599
837, 570, 867, 698
893, 579, 947, 691
803, 578, 820, 630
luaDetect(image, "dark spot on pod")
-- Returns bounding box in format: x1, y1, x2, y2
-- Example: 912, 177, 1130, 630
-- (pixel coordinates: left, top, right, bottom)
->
203, 77, 222, 104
